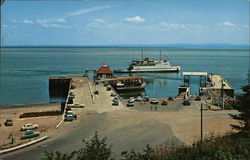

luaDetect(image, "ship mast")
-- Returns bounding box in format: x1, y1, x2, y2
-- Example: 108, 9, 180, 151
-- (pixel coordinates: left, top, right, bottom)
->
160, 50, 162, 60
141, 49, 144, 61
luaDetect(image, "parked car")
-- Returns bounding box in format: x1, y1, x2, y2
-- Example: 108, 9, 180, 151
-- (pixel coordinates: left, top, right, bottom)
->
21, 123, 38, 131
70, 85, 76, 89
161, 100, 168, 105
64, 114, 74, 121
103, 82, 109, 87
107, 85, 112, 91
67, 98, 74, 104
95, 81, 99, 85
143, 96, 150, 102
127, 101, 135, 107
73, 114, 77, 120
66, 106, 72, 111
94, 90, 99, 94
69, 94, 76, 98
110, 92, 116, 97
128, 97, 135, 103
66, 110, 73, 115
168, 97, 174, 101
20, 130, 40, 140
150, 98, 159, 104
183, 99, 191, 106
195, 96, 201, 101
4, 119, 13, 126
69, 92, 76, 96
136, 96, 142, 101
68, 103, 84, 108
113, 96, 119, 102
112, 100, 119, 106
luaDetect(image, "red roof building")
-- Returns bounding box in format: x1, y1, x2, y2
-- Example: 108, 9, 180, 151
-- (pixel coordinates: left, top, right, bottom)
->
96, 64, 113, 79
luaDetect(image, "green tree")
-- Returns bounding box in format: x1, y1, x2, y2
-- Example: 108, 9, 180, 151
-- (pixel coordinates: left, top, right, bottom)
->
41, 132, 112, 160
121, 144, 155, 160
41, 151, 76, 160
230, 85, 250, 132
76, 131, 112, 160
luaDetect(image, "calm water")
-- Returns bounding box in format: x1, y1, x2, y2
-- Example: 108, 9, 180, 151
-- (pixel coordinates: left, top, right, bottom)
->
0, 47, 249, 106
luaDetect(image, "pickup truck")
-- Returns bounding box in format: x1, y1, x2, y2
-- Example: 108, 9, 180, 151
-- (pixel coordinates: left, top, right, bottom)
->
20, 130, 40, 140
21, 123, 38, 131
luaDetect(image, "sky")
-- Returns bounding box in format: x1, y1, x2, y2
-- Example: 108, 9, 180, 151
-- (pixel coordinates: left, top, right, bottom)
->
1, 0, 249, 46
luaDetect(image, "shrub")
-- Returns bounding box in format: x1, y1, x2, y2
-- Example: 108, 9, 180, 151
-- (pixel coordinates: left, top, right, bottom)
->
41, 132, 112, 160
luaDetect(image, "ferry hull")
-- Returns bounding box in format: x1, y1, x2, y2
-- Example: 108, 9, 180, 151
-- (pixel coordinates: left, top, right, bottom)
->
114, 68, 180, 73
113, 83, 146, 91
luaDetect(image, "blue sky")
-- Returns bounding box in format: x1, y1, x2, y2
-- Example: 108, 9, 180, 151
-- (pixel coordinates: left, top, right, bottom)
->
1, 0, 249, 46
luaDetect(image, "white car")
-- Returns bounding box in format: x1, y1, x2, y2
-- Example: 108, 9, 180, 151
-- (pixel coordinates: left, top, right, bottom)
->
128, 97, 135, 103
136, 96, 142, 101
21, 123, 38, 131
150, 98, 159, 104
68, 103, 85, 108
69, 92, 76, 96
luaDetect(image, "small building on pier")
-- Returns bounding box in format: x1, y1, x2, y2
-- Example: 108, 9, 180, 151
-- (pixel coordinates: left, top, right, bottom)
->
96, 64, 114, 79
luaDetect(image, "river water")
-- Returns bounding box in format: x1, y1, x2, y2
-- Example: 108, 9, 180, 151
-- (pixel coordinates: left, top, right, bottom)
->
0, 47, 248, 106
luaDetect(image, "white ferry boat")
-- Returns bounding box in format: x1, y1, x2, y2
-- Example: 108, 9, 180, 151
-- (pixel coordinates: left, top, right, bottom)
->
114, 57, 181, 73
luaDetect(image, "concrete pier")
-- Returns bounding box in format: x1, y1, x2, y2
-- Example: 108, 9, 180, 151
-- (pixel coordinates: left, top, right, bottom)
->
207, 74, 234, 97
64, 76, 125, 113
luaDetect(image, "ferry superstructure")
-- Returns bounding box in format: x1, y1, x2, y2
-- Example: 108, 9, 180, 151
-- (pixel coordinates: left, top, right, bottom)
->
114, 57, 181, 73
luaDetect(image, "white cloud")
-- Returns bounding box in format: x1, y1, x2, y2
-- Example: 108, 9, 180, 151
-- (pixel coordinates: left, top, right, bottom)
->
36, 18, 71, 29
33, 5, 112, 29
36, 19, 48, 24
88, 19, 119, 29
94, 19, 105, 23
41, 23, 71, 29
125, 16, 145, 22
222, 21, 235, 26
55, 18, 66, 23
23, 19, 33, 24
66, 6, 112, 18
160, 22, 186, 30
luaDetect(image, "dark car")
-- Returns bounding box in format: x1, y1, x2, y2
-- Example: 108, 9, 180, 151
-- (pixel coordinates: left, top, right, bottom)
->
70, 85, 76, 89
4, 119, 13, 126
64, 114, 74, 122
94, 90, 99, 94
106, 85, 111, 91
112, 100, 119, 106
103, 82, 109, 87
195, 96, 201, 101
66, 106, 72, 111
183, 99, 191, 106
143, 96, 150, 102
95, 81, 99, 85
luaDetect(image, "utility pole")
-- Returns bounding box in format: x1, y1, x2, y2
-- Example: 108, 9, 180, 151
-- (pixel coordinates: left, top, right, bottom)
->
221, 79, 224, 110
200, 103, 203, 144
248, 0, 250, 86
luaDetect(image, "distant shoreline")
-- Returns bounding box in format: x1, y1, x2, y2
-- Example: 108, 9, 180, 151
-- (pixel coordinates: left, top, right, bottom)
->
1, 43, 249, 49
